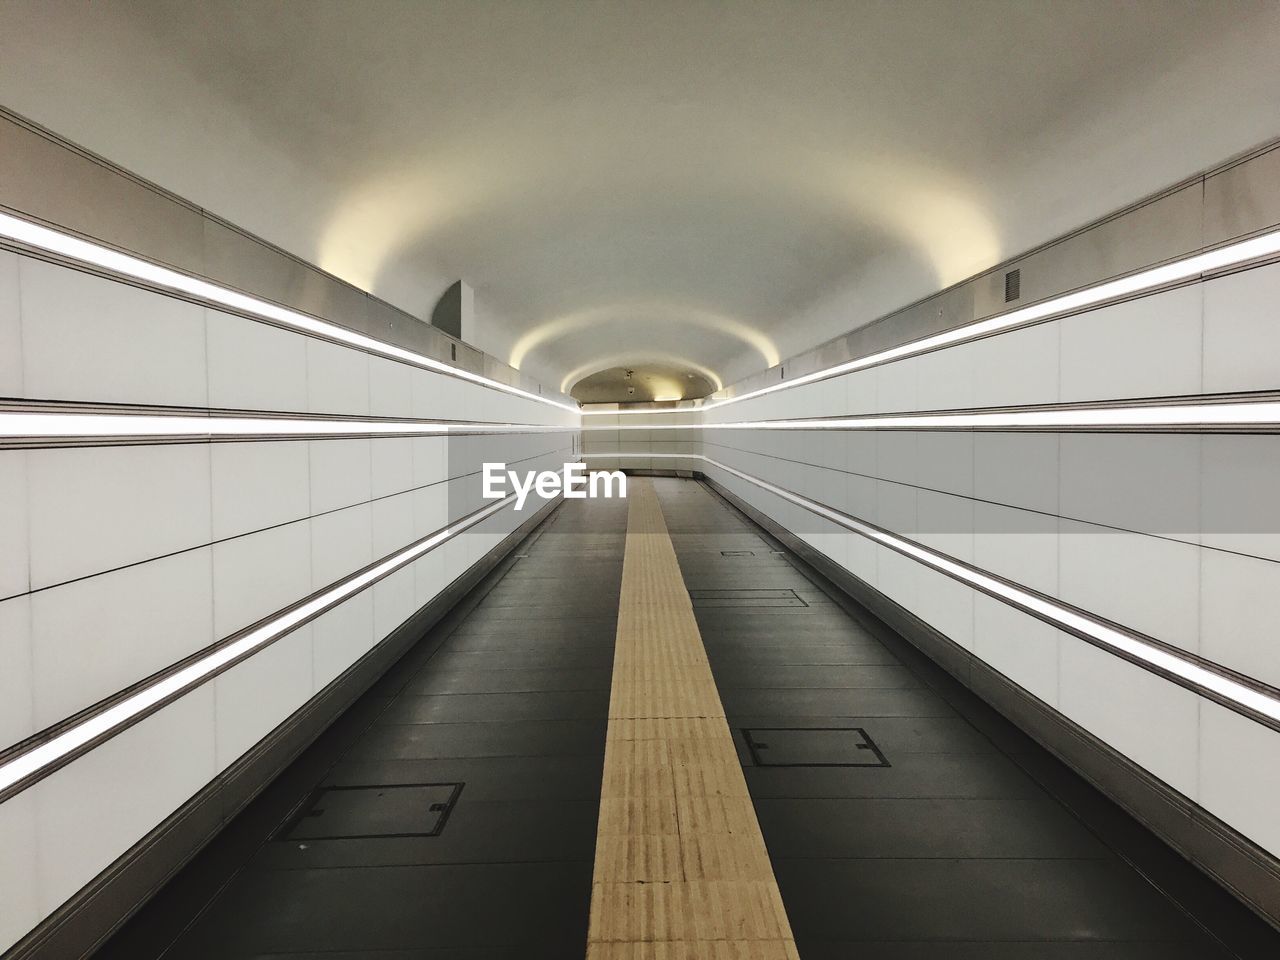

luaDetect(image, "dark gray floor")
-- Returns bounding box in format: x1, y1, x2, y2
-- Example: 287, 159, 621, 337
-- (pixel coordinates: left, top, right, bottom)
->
97, 478, 1279, 959
97, 495, 628, 960
652, 477, 1280, 960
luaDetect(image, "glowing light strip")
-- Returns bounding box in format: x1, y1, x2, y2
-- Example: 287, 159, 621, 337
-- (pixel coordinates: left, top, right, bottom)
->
584, 226, 1280, 417
583, 452, 1280, 727
0, 211, 578, 414
579, 398, 1280, 431
0, 409, 570, 443
12, 395, 1275, 446
0, 493, 518, 797
0, 411, 448, 440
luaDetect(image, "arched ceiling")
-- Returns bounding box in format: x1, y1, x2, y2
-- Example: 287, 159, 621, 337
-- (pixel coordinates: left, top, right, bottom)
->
2, 1, 1279, 392
570, 364, 716, 405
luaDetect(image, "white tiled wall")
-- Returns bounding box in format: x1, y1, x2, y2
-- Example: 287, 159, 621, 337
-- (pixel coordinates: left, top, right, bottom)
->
686, 261, 1280, 867
1058, 641, 1202, 797
372, 491, 416, 558
18, 257, 209, 407
309, 502, 373, 588
1199, 549, 1280, 688
374, 566, 418, 641
312, 591, 375, 689
1058, 523, 1201, 654
207, 310, 308, 411
1199, 702, 1280, 856
0, 251, 22, 398
30, 548, 215, 733
26, 443, 213, 589
1200, 435, 1280, 562
1058, 433, 1201, 540
32, 686, 217, 915
0, 595, 33, 749
0, 252, 578, 954
1058, 285, 1203, 402
0, 450, 28, 599
0, 786, 37, 951
213, 625, 315, 768
973, 598, 1061, 706
306, 338, 371, 415
1202, 264, 1280, 394
309, 438, 373, 514
369, 356, 412, 416
371, 437, 415, 499
210, 441, 311, 540
212, 522, 312, 637
968, 322, 1060, 407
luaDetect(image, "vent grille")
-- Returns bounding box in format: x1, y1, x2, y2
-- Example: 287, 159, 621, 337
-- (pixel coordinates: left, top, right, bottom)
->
1004, 268, 1021, 303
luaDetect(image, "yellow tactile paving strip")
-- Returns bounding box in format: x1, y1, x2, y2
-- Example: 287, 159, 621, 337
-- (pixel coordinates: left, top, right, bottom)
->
587, 479, 800, 960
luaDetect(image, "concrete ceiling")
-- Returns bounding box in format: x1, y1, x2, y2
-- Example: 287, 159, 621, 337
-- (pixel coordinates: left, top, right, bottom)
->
2, 1, 1279, 393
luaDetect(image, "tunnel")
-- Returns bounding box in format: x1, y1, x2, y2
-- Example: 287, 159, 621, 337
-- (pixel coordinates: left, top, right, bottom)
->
2, 2, 1280, 957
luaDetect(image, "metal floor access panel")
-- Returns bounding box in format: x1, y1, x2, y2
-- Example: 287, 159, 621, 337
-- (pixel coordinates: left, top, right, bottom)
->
93, 478, 1279, 959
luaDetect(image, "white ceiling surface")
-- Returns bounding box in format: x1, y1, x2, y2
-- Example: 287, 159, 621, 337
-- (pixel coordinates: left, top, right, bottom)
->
2, 2, 1279, 393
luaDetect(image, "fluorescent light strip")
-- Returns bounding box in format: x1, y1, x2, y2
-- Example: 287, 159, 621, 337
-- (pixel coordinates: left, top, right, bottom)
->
0, 409, 577, 444
0, 212, 578, 415
583, 452, 1280, 727
580, 397, 1280, 431
1, 410, 446, 441
11, 395, 1276, 446
584, 226, 1280, 417
0, 493, 518, 797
